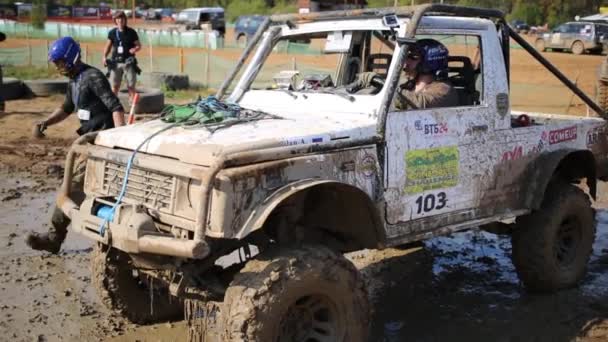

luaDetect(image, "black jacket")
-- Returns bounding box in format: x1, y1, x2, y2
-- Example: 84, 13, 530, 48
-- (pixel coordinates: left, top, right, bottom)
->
62, 64, 124, 135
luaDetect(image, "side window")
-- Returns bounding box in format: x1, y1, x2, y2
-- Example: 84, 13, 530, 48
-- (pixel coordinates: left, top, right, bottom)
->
391, 34, 483, 110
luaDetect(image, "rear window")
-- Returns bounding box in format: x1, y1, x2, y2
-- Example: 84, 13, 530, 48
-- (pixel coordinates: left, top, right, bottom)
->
596, 25, 608, 35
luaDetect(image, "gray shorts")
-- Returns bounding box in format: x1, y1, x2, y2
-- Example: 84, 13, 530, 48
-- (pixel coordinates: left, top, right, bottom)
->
110, 63, 137, 88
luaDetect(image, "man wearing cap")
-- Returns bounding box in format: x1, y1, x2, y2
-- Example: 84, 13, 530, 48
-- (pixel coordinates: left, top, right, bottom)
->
103, 10, 141, 99
26, 36, 125, 254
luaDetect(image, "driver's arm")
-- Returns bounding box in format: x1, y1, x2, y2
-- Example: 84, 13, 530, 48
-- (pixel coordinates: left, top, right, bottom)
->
345, 71, 381, 93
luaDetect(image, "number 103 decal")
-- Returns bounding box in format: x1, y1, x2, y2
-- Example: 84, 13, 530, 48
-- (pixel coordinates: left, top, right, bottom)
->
415, 192, 447, 214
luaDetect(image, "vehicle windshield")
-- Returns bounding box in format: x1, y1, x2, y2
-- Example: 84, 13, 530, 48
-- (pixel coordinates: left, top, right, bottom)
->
245, 29, 395, 97
178, 11, 197, 21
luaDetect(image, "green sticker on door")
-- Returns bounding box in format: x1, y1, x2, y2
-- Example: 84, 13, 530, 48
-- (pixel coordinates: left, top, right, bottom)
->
404, 146, 459, 194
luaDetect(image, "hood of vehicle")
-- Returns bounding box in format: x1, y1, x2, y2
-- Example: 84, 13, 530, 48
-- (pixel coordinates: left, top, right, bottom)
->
94, 112, 376, 166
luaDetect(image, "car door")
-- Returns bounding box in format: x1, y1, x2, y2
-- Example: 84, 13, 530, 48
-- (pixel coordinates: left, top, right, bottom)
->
383, 32, 509, 239
549, 24, 567, 48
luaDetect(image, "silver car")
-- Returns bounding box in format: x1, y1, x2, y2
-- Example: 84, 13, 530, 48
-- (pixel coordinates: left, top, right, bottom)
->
535, 21, 608, 55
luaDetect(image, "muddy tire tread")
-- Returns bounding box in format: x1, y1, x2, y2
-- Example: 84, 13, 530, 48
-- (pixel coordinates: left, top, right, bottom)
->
221, 244, 370, 342
1, 78, 25, 100
91, 244, 183, 324
511, 184, 595, 292
24, 79, 68, 97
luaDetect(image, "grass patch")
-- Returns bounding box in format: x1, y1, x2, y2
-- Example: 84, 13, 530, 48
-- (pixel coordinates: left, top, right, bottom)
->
3, 65, 61, 80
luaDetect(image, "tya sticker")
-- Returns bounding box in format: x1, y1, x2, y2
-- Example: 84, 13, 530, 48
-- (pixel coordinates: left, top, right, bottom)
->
282, 135, 329, 146
405, 146, 459, 194
414, 120, 449, 136
587, 126, 605, 147
548, 126, 577, 145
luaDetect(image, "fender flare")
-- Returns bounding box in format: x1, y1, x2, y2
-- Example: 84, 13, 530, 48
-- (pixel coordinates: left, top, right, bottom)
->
234, 179, 382, 242
524, 149, 596, 209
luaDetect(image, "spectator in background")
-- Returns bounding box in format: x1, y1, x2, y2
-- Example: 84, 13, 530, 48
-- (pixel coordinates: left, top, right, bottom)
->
103, 10, 141, 100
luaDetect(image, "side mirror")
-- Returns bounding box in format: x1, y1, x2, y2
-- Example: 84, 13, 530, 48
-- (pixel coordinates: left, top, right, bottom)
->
382, 14, 400, 29
0, 32, 5, 42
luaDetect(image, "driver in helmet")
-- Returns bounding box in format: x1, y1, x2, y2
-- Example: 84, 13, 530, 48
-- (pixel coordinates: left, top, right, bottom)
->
349, 39, 458, 110
26, 36, 125, 254
395, 38, 458, 109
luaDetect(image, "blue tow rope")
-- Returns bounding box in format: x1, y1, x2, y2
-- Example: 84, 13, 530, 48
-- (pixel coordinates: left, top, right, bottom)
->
97, 123, 179, 236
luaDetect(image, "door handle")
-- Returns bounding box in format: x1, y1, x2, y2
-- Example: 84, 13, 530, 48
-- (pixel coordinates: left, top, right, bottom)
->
471, 124, 488, 132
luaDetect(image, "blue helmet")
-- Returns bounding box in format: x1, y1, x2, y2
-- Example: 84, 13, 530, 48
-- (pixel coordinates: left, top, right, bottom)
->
48, 36, 81, 69
414, 39, 449, 76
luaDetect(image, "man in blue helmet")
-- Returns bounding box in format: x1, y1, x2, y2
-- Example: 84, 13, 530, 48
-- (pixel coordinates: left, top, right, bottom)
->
26, 36, 126, 254
395, 38, 458, 109
348, 39, 458, 109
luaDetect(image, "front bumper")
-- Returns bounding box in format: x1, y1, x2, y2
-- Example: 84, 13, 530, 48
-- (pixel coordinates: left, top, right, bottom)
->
57, 133, 210, 259
71, 198, 209, 259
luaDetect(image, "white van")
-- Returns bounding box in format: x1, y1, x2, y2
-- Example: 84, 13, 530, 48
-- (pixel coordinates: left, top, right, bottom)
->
176, 7, 225, 35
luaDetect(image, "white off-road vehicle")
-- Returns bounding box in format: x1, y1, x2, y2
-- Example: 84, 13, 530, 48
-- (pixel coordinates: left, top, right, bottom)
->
57, 4, 608, 341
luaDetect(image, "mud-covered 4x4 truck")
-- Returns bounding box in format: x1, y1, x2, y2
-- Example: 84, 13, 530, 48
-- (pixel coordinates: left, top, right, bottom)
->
55, 4, 608, 341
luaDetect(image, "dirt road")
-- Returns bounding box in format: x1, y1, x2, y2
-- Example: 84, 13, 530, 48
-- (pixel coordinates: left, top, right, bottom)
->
2, 48, 608, 341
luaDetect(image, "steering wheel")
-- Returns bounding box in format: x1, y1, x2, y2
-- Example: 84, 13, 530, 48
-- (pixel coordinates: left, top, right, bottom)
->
370, 75, 385, 90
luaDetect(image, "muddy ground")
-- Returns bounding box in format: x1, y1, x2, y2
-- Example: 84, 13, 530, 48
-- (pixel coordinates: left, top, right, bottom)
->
2, 51, 608, 341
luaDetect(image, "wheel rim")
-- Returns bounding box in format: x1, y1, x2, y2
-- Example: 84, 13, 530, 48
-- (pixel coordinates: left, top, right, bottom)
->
553, 216, 582, 267
573, 42, 584, 54
279, 294, 341, 342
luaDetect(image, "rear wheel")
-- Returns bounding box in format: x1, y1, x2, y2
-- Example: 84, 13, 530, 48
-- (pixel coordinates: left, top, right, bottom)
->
511, 183, 595, 292
572, 40, 585, 55
535, 39, 546, 52
91, 244, 183, 323
236, 34, 247, 46
219, 244, 370, 342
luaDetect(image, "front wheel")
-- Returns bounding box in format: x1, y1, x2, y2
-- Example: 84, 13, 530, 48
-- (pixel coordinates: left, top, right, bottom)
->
91, 244, 183, 323
220, 245, 370, 342
572, 40, 585, 55
511, 183, 595, 292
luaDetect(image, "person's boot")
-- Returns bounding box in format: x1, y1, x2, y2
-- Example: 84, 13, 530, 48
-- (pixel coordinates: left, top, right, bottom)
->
25, 207, 69, 254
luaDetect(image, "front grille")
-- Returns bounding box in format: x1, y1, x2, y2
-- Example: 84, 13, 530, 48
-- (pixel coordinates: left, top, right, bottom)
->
103, 161, 175, 210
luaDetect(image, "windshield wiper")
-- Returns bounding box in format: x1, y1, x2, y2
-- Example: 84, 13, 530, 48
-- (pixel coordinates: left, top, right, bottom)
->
301, 88, 355, 102
279, 88, 298, 99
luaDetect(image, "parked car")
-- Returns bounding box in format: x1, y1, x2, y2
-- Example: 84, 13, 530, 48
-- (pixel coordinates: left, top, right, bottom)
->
511, 19, 530, 34
234, 15, 267, 43
535, 21, 608, 55
143, 8, 160, 20
176, 7, 225, 35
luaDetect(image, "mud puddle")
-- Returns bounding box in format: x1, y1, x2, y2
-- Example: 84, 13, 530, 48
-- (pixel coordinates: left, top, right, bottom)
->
2, 172, 608, 341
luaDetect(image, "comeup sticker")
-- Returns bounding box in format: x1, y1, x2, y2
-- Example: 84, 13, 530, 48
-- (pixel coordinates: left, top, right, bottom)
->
496, 93, 509, 117
404, 146, 459, 194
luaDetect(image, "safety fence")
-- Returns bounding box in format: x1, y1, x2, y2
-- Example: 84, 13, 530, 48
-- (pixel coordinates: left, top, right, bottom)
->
0, 20, 322, 53
0, 38, 329, 90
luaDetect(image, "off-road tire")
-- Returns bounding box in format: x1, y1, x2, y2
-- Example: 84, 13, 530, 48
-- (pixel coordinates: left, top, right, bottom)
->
24, 79, 68, 96
117, 88, 165, 114
511, 183, 595, 292
1, 78, 25, 100
572, 40, 585, 55
596, 79, 608, 112
140, 72, 189, 90
91, 244, 183, 324
220, 244, 370, 342
535, 39, 546, 52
